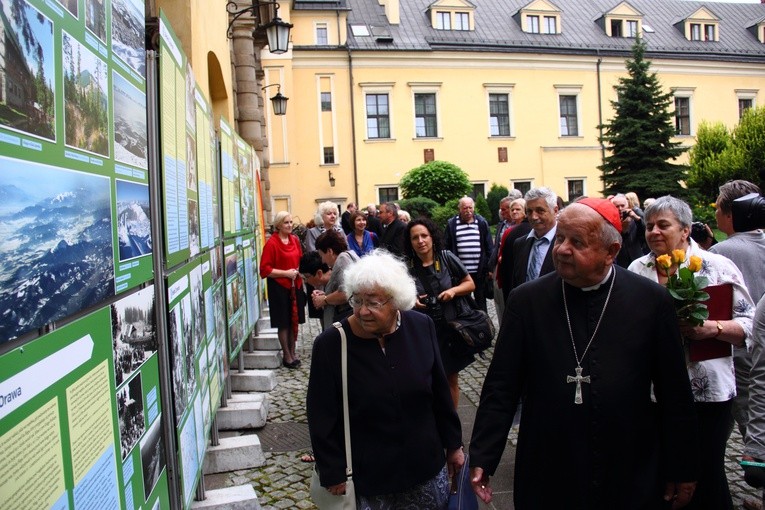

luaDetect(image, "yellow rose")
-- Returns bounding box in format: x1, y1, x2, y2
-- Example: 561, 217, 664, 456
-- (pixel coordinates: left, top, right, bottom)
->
688, 255, 702, 273
671, 249, 686, 265
656, 254, 673, 270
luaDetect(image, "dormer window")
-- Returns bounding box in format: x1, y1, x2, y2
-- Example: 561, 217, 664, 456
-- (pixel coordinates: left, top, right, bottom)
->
677, 7, 720, 42
516, 0, 562, 35
599, 2, 643, 38
428, 0, 475, 31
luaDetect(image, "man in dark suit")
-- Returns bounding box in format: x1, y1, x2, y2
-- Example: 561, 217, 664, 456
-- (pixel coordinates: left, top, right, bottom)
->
378, 202, 406, 257
510, 187, 558, 293
340, 202, 357, 235
364, 203, 383, 237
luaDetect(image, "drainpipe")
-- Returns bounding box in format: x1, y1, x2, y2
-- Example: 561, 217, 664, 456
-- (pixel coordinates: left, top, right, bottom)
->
338, 10, 359, 206
596, 49, 605, 167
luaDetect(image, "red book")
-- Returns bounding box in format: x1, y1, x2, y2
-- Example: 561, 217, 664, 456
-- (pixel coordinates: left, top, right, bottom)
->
688, 283, 733, 362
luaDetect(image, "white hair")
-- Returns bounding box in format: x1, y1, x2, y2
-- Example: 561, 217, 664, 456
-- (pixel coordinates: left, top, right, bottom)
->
341, 251, 417, 310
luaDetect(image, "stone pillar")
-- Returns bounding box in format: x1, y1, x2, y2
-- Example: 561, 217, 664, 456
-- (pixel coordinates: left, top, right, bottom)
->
228, 6, 273, 223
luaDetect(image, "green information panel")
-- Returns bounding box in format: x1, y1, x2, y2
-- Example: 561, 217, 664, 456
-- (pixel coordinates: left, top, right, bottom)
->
0, 0, 153, 342
0, 304, 169, 509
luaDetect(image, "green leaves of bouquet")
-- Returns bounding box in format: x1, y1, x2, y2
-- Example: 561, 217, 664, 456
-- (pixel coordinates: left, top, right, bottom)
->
655, 250, 709, 327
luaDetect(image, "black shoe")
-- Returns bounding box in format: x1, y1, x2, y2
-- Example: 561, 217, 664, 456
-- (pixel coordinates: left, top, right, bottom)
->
283, 360, 297, 369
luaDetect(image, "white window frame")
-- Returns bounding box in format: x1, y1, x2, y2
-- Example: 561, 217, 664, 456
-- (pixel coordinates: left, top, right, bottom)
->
484, 83, 515, 138
736, 89, 758, 119
690, 23, 701, 41
543, 16, 557, 34
566, 178, 586, 202
315, 22, 329, 45
409, 82, 442, 140
672, 87, 695, 137
555, 85, 583, 138
316, 75, 339, 164
526, 15, 540, 34
512, 180, 533, 196
626, 20, 638, 37
436, 11, 451, 30
360, 82, 395, 141
455, 12, 469, 31
377, 185, 400, 204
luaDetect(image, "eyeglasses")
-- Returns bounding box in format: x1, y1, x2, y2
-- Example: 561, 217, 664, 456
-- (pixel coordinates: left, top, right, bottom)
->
348, 295, 392, 310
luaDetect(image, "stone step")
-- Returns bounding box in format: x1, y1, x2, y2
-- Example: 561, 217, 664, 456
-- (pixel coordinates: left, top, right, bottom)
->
203, 435, 266, 474
231, 350, 282, 370
251, 334, 280, 351
257, 317, 272, 331
216, 393, 269, 430
230, 369, 277, 392
190, 484, 261, 510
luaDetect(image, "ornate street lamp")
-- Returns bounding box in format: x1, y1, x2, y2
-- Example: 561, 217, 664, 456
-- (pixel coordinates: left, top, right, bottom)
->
262, 84, 288, 116
226, 1, 293, 54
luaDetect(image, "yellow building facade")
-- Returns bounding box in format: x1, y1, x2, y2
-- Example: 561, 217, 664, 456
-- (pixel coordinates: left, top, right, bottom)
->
261, 0, 765, 223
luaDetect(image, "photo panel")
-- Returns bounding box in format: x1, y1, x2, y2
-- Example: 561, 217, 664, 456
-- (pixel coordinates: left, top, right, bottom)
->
111, 0, 146, 76
63, 30, 110, 158
140, 413, 166, 502
0, 0, 56, 141
112, 71, 148, 169
111, 285, 157, 387
0, 157, 114, 342
115, 179, 152, 262
85, 0, 107, 43
117, 372, 145, 460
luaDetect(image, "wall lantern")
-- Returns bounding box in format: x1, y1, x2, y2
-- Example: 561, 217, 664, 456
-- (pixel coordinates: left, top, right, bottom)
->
262, 84, 288, 116
226, 1, 294, 54
328, 171, 336, 187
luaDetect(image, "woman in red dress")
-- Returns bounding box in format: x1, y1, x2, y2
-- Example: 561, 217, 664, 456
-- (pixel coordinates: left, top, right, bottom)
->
260, 211, 306, 368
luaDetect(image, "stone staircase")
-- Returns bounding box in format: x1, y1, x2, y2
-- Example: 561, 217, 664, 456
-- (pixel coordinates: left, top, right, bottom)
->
193, 313, 279, 509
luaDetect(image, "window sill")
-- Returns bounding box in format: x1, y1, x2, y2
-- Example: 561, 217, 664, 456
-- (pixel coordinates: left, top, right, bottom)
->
364, 138, 396, 143
489, 136, 515, 140
320, 163, 339, 167
413, 137, 443, 142
558, 135, 584, 140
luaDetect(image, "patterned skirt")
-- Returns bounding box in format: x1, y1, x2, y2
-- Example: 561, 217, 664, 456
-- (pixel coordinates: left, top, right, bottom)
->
356, 465, 450, 510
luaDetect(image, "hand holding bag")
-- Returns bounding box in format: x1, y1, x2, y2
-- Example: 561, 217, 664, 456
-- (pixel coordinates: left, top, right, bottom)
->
310, 322, 356, 510
448, 453, 479, 510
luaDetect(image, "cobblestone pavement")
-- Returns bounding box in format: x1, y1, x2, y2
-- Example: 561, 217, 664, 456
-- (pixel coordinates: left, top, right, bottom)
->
206, 302, 762, 509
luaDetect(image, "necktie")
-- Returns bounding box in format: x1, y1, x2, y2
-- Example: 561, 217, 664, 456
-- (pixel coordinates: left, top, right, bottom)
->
526, 237, 549, 282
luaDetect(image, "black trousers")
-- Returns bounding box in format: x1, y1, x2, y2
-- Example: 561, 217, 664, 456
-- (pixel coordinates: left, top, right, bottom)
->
469, 272, 487, 312
684, 400, 734, 510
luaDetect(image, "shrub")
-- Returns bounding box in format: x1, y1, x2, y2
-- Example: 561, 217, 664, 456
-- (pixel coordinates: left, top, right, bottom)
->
400, 161, 473, 204
397, 196, 439, 219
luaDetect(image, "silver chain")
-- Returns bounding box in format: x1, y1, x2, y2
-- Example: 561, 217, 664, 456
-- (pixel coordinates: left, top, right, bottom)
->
562, 268, 616, 368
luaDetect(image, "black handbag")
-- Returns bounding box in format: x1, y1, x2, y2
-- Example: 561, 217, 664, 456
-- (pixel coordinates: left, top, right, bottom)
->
447, 308, 495, 356
441, 252, 496, 356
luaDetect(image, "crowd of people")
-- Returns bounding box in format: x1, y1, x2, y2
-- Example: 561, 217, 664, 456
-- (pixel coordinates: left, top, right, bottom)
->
258, 181, 765, 510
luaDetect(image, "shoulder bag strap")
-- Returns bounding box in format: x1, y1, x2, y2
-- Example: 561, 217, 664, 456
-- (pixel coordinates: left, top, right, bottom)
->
333, 322, 353, 481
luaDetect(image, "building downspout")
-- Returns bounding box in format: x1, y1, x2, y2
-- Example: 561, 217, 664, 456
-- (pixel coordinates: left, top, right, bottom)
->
338, 11, 359, 206
596, 50, 605, 167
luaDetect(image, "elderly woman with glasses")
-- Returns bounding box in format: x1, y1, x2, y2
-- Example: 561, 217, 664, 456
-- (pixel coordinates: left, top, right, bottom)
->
307, 250, 464, 509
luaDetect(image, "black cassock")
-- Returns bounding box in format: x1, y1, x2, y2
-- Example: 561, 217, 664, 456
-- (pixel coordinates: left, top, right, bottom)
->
470, 266, 697, 510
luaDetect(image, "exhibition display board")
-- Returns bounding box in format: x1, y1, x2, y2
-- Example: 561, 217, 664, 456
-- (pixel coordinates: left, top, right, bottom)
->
0, 0, 153, 343
0, 303, 170, 509
0, 5, 266, 508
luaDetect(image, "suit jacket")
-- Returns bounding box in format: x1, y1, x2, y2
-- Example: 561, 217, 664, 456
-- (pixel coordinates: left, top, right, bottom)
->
341, 211, 353, 234
510, 231, 555, 294
499, 221, 532, 296
365, 215, 383, 237
379, 218, 406, 257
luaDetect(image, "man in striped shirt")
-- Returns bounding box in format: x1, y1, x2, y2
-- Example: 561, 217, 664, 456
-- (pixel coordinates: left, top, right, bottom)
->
444, 196, 493, 311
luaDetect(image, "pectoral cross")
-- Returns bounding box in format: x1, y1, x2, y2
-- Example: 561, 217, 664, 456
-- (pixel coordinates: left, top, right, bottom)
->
566, 366, 590, 405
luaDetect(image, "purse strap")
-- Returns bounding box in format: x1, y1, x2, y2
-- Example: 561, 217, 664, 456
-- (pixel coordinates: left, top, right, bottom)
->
333, 322, 353, 481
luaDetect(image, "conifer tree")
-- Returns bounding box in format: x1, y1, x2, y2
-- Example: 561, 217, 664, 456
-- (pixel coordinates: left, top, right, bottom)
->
599, 39, 687, 198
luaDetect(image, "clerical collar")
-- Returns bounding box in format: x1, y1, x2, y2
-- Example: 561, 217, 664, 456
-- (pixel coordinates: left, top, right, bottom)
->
580, 266, 614, 292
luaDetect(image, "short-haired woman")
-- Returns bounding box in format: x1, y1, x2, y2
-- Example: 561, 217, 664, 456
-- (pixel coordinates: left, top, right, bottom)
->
311, 230, 359, 329
307, 251, 464, 508
346, 210, 379, 257
259, 211, 306, 368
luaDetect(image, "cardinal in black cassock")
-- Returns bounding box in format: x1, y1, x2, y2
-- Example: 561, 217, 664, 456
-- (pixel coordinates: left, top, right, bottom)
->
469, 200, 698, 510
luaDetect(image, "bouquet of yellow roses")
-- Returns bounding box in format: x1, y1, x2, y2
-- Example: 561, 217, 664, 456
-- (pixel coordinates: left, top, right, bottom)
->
655, 249, 709, 327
